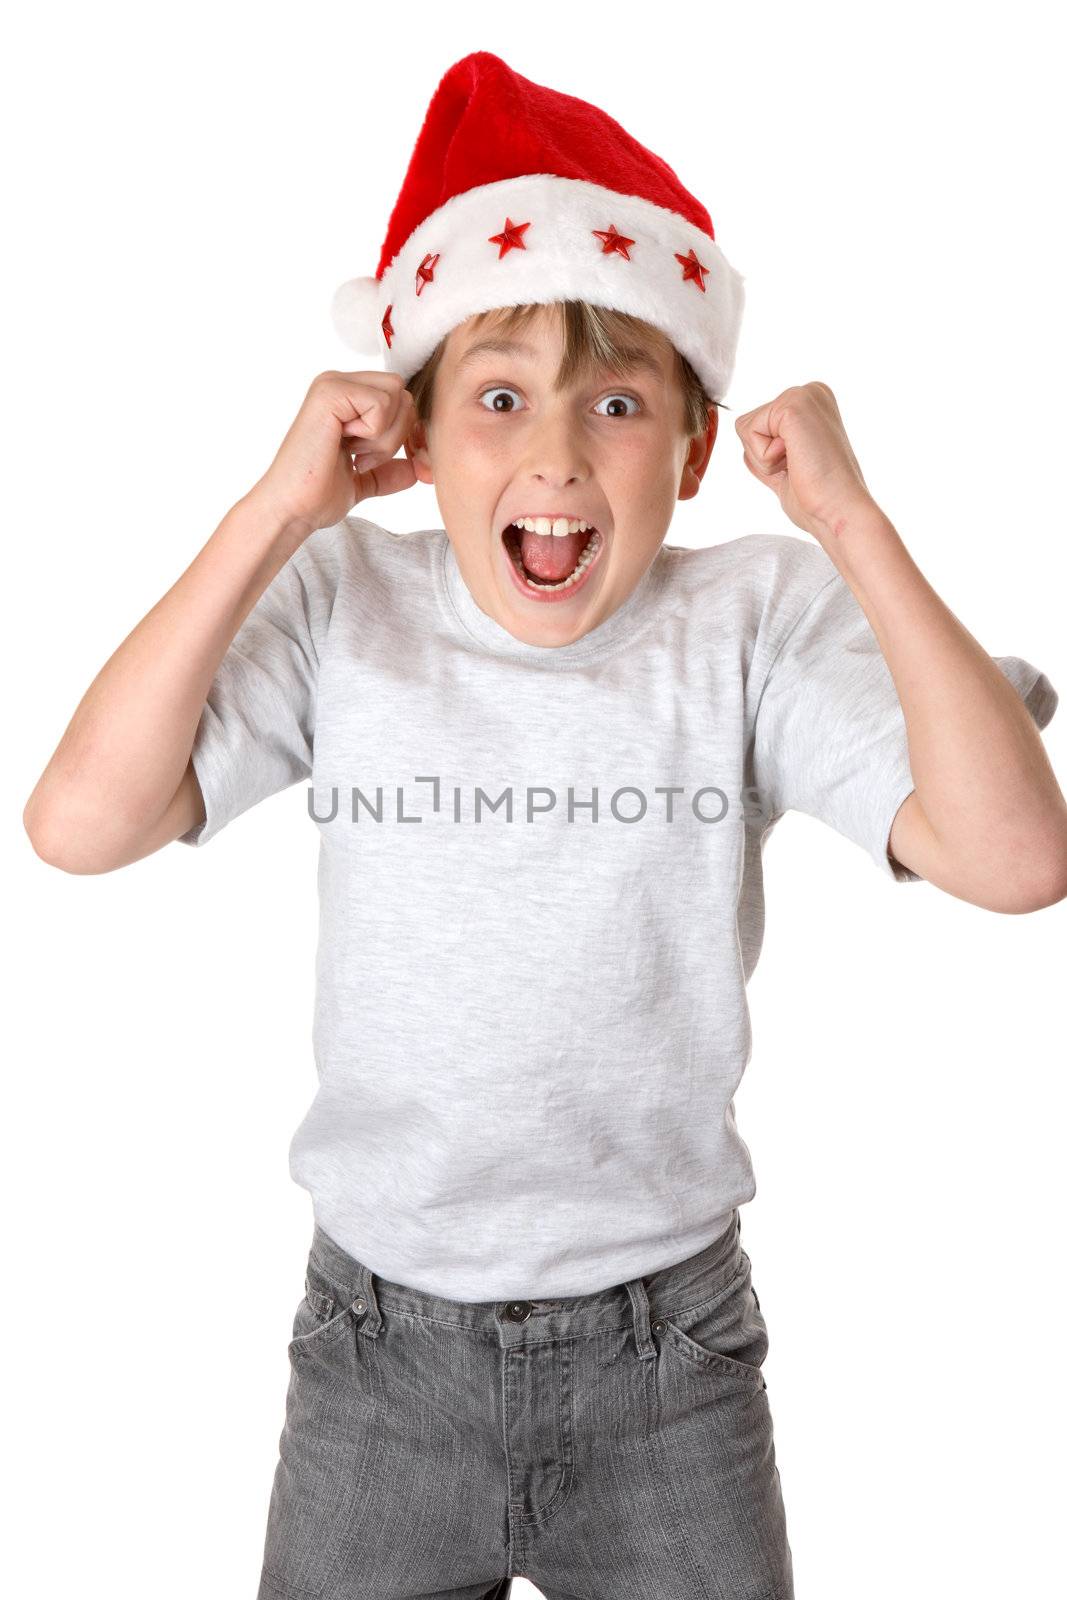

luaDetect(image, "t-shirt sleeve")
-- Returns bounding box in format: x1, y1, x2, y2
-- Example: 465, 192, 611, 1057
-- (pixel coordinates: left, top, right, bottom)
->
176, 555, 317, 848
751, 570, 1059, 883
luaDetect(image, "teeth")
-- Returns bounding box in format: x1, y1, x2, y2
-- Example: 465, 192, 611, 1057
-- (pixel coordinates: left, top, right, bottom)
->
513, 516, 593, 538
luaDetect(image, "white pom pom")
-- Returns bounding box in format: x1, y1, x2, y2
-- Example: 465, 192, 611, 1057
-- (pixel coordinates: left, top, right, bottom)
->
331, 276, 383, 355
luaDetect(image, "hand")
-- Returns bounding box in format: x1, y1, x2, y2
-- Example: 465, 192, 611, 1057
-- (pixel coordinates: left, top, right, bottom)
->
250, 370, 419, 537
735, 382, 877, 544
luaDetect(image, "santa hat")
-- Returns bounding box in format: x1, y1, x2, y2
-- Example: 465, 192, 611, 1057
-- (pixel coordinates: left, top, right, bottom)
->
331, 52, 745, 403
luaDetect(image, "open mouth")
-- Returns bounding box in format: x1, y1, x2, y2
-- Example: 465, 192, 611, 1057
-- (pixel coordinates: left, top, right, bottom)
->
500, 519, 605, 598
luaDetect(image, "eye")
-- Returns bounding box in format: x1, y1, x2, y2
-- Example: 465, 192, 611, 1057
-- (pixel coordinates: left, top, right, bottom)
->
478, 386, 525, 413
593, 393, 642, 418
477, 385, 643, 417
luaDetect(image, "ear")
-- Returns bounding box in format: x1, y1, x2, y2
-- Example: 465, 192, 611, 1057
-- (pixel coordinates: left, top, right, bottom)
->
678, 406, 718, 502
405, 416, 434, 486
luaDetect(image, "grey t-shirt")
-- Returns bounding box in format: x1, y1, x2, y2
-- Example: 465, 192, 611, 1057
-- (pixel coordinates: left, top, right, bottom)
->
178, 516, 1058, 1300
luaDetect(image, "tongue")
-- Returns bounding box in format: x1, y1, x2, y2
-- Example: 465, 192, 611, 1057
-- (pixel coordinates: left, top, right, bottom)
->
520, 527, 588, 582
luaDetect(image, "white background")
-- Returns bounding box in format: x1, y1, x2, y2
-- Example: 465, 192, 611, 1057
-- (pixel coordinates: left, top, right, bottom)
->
6, 2, 1065, 1596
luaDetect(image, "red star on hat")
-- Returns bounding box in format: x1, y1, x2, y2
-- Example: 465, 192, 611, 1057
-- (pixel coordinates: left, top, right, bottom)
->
488, 217, 531, 258
675, 247, 710, 292
591, 224, 635, 260
415, 252, 440, 295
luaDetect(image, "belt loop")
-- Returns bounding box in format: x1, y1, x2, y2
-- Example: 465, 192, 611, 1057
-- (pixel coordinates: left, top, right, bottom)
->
625, 1275, 656, 1361
351, 1263, 382, 1338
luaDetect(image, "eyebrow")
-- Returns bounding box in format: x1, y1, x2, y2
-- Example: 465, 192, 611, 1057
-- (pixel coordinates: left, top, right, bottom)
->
454, 336, 666, 382
455, 338, 536, 371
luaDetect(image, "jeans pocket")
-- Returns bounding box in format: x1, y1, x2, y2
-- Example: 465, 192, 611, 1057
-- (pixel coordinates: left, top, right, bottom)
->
287, 1256, 356, 1359
263, 1259, 382, 1598
653, 1255, 769, 1390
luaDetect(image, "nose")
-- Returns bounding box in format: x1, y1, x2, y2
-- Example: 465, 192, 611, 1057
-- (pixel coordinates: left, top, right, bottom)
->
523, 402, 590, 489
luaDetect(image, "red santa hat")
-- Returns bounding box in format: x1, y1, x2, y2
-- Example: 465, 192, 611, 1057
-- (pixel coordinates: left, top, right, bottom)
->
331, 51, 745, 403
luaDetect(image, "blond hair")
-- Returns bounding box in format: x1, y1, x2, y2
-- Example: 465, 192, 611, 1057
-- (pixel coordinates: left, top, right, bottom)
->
406, 299, 720, 441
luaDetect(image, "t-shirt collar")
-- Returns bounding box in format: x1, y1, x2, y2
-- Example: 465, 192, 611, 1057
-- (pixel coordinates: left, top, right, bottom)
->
435, 529, 671, 665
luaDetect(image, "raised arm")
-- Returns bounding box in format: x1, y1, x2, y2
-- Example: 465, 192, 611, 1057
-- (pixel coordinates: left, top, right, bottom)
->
736, 382, 1067, 911
23, 370, 418, 874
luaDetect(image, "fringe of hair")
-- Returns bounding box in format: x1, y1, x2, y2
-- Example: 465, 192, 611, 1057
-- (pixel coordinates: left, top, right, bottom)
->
406, 300, 724, 440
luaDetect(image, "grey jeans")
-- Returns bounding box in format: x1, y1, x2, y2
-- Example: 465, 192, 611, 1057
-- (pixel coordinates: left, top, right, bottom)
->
257, 1209, 793, 1600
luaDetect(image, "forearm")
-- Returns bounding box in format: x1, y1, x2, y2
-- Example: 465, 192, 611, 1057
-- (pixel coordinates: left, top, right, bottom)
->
824, 501, 1067, 896
23, 487, 308, 871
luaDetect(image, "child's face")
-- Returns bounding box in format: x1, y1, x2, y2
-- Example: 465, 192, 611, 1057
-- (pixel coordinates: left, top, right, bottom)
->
407, 306, 716, 646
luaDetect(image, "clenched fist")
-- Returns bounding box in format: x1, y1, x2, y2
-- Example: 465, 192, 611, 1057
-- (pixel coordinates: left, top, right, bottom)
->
735, 381, 877, 547
251, 370, 418, 537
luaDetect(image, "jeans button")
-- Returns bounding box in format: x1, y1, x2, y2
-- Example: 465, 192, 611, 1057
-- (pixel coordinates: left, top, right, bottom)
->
504, 1301, 533, 1322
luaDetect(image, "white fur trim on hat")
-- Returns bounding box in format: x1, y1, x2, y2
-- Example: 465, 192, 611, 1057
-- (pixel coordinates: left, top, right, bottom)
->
331, 275, 383, 355
331, 173, 745, 400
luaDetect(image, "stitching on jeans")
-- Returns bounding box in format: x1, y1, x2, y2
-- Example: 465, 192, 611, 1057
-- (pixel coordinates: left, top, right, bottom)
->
515, 1336, 578, 1529
385, 1307, 642, 1343
662, 1321, 766, 1388
305, 1285, 335, 1319
289, 1302, 352, 1355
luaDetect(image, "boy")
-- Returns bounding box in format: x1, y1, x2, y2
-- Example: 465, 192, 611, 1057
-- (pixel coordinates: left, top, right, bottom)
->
23, 50, 1065, 1600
